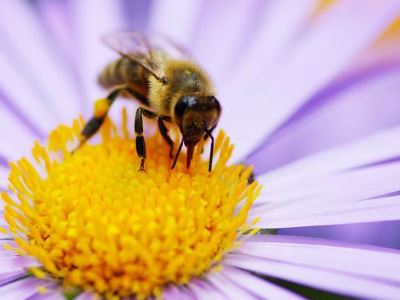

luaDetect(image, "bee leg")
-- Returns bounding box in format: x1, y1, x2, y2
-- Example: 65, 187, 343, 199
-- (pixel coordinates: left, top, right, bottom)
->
135, 107, 157, 171
157, 116, 174, 158
74, 85, 128, 152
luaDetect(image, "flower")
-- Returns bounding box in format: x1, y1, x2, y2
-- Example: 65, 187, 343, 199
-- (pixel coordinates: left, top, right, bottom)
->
1, 0, 400, 299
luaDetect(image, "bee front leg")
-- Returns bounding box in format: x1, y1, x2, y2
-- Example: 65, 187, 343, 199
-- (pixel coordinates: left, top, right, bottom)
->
135, 107, 157, 171
157, 116, 174, 158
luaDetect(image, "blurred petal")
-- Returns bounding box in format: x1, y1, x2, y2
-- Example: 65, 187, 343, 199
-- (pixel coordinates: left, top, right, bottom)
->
0, 256, 38, 275
27, 287, 63, 300
240, 235, 400, 280
191, 0, 266, 83
207, 271, 259, 300
226, 236, 400, 299
0, 0, 81, 123
261, 124, 400, 186
70, 0, 126, 114
0, 271, 28, 287
0, 51, 57, 134
221, 266, 305, 299
0, 277, 53, 299
220, 0, 317, 89
222, 0, 400, 162
248, 64, 400, 174
164, 285, 197, 300
76, 292, 95, 300
188, 279, 226, 300
0, 99, 41, 161
253, 162, 400, 228
149, 0, 202, 46
0, 168, 8, 190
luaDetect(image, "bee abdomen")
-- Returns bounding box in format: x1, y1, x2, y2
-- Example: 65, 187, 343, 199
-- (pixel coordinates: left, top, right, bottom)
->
98, 58, 149, 95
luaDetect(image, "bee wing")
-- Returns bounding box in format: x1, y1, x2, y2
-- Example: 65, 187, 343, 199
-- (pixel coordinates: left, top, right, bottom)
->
102, 31, 190, 83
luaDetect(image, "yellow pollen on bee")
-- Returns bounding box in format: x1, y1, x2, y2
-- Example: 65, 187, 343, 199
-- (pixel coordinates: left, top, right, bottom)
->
93, 98, 110, 117
1, 108, 260, 299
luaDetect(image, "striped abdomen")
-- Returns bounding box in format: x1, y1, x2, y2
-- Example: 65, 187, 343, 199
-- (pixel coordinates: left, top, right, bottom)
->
98, 57, 150, 103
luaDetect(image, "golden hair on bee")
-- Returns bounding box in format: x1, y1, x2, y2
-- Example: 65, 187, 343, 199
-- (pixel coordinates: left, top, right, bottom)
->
148, 59, 215, 118
75, 32, 221, 172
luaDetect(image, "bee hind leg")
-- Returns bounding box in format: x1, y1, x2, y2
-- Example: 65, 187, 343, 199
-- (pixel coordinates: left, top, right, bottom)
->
73, 85, 129, 152
135, 107, 157, 171
157, 116, 174, 158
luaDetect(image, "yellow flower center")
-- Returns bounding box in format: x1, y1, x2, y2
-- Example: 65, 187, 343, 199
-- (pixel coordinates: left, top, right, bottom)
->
1, 109, 260, 299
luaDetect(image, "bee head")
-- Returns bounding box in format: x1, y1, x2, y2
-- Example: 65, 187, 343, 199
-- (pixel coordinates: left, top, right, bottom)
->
174, 95, 221, 167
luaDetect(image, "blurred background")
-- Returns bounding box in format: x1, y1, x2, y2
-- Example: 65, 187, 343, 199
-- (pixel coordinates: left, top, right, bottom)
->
0, 0, 399, 249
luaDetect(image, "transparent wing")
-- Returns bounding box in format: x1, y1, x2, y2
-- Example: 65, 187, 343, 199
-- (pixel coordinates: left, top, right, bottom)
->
102, 31, 191, 83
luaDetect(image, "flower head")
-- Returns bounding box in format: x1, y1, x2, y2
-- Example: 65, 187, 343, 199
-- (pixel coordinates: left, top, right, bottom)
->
2, 110, 259, 299
1, 1, 400, 299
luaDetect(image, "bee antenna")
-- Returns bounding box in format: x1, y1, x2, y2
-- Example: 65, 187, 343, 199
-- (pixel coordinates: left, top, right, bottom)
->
171, 138, 184, 169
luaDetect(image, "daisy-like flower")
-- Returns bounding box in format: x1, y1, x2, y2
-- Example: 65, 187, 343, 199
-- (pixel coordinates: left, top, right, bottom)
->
1, 0, 400, 299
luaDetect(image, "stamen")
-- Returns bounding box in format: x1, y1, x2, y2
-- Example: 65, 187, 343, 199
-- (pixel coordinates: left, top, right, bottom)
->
1, 109, 260, 299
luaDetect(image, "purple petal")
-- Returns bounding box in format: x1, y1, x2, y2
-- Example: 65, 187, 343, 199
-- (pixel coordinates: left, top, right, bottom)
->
191, 0, 266, 84
149, 0, 203, 46
238, 235, 400, 282
188, 278, 227, 300
121, 0, 152, 31
219, 0, 316, 90
0, 277, 50, 299
260, 125, 400, 188
0, 99, 41, 161
164, 285, 196, 300
252, 162, 400, 228
221, 265, 305, 299
248, 64, 400, 174
0, 1, 82, 123
0, 51, 57, 134
76, 292, 95, 300
0, 168, 9, 189
0, 271, 28, 287
220, 0, 400, 162
225, 247, 400, 299
206, 271, 259, 300
26, 286, 63, 300
70, 0, 127, 115
0, 255, 38, 275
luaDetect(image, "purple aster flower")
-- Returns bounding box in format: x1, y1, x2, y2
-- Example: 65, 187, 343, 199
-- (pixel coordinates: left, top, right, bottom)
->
1, 0, 400, 299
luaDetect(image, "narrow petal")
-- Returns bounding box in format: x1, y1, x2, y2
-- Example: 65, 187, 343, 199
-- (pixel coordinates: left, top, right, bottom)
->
222, 0, 400, 162
0, 100, 40, 161
149, 0, 203, 46
191, 0, 266, 84
164, 285, 196, 300
0, 277, 49, 299
207, 271, 259, 300
260, 125, 400, 187
239, 235, 400, 282
0, 0, 81, 122
0, 51, 57, 134
0, 167, 9, 189
70, 0, 126, 114
226, 236, 400, 299
220, 0, 317, 90
26, 285, 63, 300
221, 266, 305, 300
188, 278, 227, 300
0, 271, 28, 287
0, 255, 38, 275
248, 65, 400, 174
252, 162, 400, 228
76, 292, 95, 300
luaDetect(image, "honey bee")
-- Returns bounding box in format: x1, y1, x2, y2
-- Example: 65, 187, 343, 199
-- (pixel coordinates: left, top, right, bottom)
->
76, 32, 221, 172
